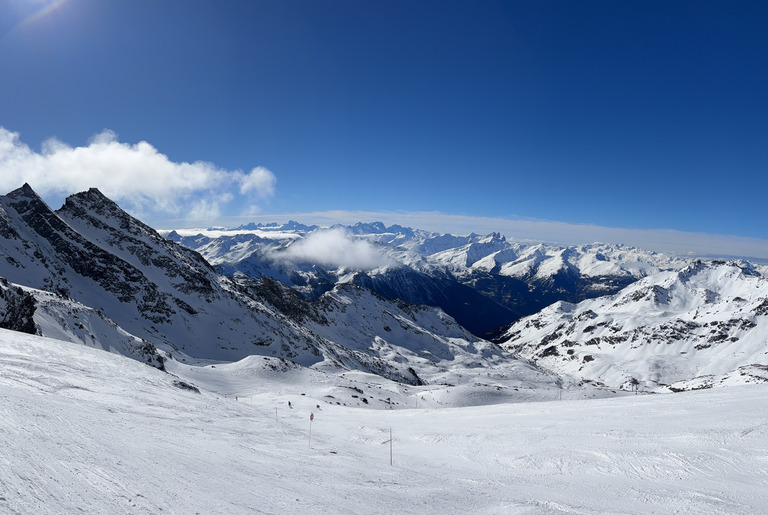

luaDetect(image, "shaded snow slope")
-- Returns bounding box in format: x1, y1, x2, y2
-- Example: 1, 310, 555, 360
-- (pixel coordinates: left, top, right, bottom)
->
3, 280, 165, 368
501, 261, 768, 392
2, 329, 768, 514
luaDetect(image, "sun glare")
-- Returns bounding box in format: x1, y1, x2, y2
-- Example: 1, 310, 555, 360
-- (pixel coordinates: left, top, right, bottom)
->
22, 0, 69, 24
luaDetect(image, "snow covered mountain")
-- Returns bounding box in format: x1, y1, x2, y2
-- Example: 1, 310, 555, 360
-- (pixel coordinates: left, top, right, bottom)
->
500, 260, 768, 392
0, 184, 325, 364
168, 222, 687, 336
4, 184, 767, 398
0, 184, 559, 392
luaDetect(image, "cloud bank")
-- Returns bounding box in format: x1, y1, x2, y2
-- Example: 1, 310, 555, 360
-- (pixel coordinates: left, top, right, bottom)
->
0, 127, 275, 220
274, 228, 393, 270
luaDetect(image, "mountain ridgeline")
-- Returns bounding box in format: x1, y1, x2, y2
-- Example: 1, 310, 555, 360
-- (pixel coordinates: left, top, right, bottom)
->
169, 221, 685, 338
1, 184, 767, 395
0, 185, 554, 392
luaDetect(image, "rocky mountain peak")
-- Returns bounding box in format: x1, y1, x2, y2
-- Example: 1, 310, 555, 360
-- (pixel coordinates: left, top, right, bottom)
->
59, 187, 160, 240
4, 183, 53, 216
1, 184, 78, 247
7, 182, 39, 199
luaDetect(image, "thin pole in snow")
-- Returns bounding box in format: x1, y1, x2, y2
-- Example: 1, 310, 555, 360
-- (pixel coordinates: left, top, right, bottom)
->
309, 412, 314, 448
382, 428, 393, 466
275, 407, 278, 422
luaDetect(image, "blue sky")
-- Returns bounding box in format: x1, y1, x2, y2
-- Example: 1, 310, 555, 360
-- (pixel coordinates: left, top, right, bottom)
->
1, 0, 767, 257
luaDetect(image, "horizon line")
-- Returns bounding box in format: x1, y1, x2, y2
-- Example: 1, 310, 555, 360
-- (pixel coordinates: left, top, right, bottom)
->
153, 209, 768, 263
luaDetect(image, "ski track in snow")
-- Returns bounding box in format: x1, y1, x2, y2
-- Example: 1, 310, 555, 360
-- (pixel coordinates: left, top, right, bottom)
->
2, 329, 768, 514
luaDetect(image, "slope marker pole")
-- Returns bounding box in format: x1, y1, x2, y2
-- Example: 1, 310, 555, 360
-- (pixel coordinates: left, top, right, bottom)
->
309, 412, 314, 448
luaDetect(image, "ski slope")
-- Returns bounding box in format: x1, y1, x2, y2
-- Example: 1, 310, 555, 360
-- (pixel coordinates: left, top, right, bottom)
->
2, 328, 767, 514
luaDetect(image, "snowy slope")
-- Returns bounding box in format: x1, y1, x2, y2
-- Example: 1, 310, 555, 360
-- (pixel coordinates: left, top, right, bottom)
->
230, 276, 566, 393
1, 279, 165, 368
304, 283, 567, 397
3, 328, 768, 514
501, 260, 768, 392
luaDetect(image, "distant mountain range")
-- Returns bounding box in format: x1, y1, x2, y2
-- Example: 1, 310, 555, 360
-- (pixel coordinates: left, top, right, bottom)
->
167, 221, 687, 337
2, 184, 767, 395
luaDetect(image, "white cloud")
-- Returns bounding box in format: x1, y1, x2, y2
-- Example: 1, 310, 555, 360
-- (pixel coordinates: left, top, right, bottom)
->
239, 166, 276, 198
0, 127, 275, 219
274, 228, 394, 270
184, 193, 236, 222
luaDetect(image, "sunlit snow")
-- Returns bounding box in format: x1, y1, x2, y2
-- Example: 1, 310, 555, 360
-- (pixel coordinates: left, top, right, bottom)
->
2, 329, 768, 514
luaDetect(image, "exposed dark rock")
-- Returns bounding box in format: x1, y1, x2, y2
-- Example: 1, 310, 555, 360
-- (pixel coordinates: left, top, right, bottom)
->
172, 380, 200, 393
0, 282, 37, 334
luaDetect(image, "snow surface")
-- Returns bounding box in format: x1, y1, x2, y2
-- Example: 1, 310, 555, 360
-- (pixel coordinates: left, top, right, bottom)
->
3, 328, 768, 514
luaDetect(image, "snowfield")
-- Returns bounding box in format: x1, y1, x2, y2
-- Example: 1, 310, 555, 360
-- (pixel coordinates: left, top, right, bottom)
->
2, 328, 767, 514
